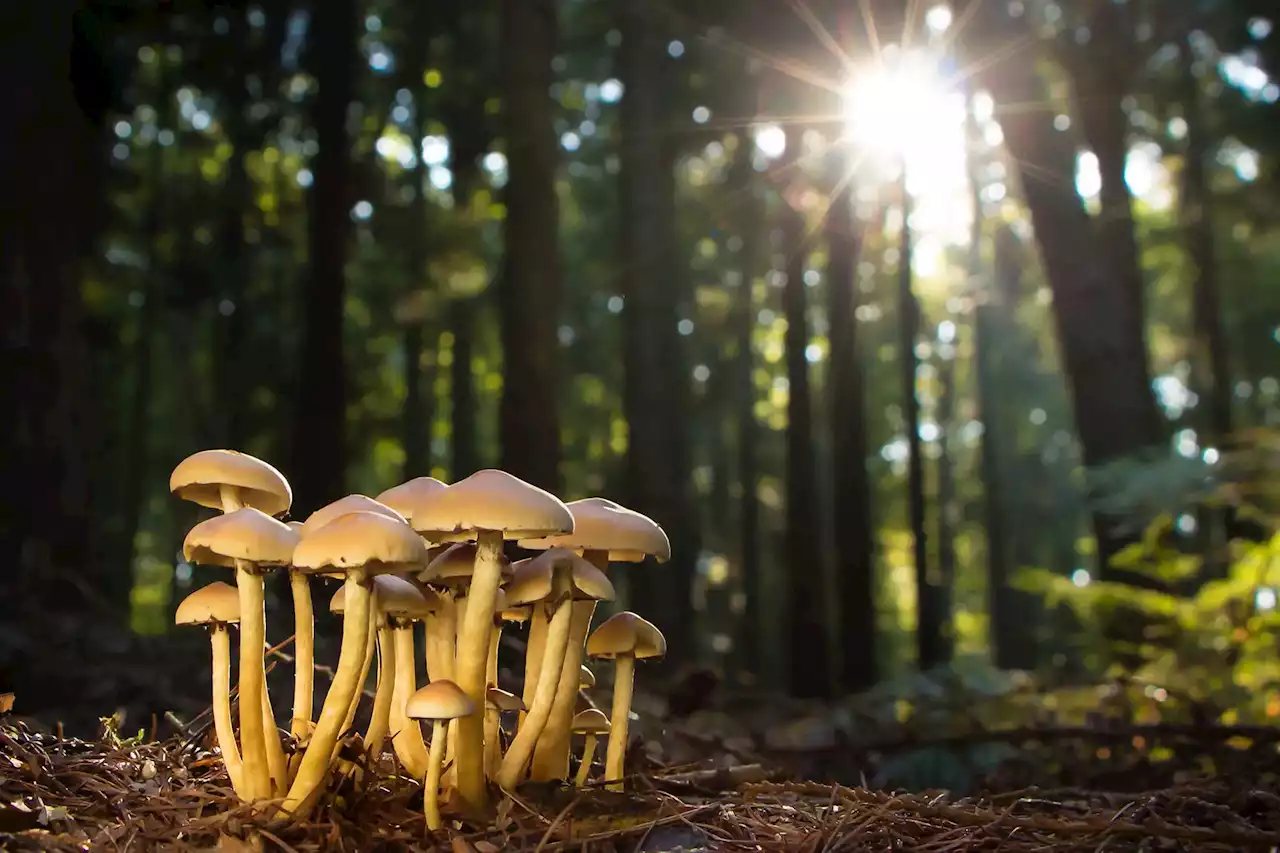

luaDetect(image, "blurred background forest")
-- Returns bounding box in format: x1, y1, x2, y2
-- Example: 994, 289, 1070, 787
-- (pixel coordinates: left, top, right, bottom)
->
3, 0, 1280, 787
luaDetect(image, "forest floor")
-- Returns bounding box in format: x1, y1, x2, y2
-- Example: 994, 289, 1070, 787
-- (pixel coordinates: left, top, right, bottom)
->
3, 709, 1280, 852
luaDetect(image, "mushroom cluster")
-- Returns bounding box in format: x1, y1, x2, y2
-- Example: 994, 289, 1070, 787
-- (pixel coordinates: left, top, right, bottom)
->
170, 450, 670, 830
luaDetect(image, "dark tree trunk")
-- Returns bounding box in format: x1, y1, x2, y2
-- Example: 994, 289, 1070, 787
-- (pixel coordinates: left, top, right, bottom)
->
824, 144, 876, 691
498, 0, 561, 492
778, 123, 829, 698
290, 0, 357, 514
965, 11, 1163, 574
617, 0, 696, 660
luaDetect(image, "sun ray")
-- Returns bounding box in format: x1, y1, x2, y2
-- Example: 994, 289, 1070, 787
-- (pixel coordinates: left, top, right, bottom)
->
784, 0, 856, 77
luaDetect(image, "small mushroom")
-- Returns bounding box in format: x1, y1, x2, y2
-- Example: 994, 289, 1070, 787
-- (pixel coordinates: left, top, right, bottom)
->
571, 709, 610, 788
579, 665, 595, 689
586, 612, 666, 790
406, 680, 474, 832
484, 687, 525, 777
175, 582, 245, 798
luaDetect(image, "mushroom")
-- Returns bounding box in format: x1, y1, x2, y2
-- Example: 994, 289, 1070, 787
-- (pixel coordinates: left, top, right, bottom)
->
376, 476, 449, 522
494, 594, 531, 692
280, 511, 428, 817
406, 680, 474, 832
365, 575, 430, 763
586, 612, 666, 790
284, 520, 315, 750
410, 470, 573, 812
579, 665, 595, 689
387, 584, 445, 778
518, 498, 669, 780
495, 549, 614, 790
328, 583, 380, 753
484, 687, 525, 777
183, 507, 298, 800
175, 582, 246, 798
571, 709, 610, 788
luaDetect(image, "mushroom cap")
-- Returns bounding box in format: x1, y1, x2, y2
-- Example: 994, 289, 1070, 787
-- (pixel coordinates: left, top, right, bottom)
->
329, 584, 347, 614
571, 708, 611, 734
170, 449, 293, 516
486, 687, 525, 713
518, 498, 670, 563
183, 507, 300, 568
374, 574, 432, 618
292, 510, 430, 576
418, 541, 512, 589
503, 548, 615, 607
586, 611, 666, 660
175, 582, 240, 626
500, 602, 533, 624
409, 469, 574, 542
406, 680, 474, 720
578, 665, 595, 689
301, 494, 406, 535
376, 477, 449, 524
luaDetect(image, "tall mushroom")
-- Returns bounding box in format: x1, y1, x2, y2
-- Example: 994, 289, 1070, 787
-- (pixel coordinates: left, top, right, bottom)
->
484, 687, 525, 777
365, 575, 427, 762
571, 709, 610, 788
410, 470, 573, 813
518, 498, 669, 780
284, 520, 315, 749
495, 549, 614, 790
406, 680, 473, 832
183, 508, 298, 801
387, 584, 444, 778
175, 582, 246, 799
586, 612, 666, 790
327, 584, 381, 753
281, 510, 428, 817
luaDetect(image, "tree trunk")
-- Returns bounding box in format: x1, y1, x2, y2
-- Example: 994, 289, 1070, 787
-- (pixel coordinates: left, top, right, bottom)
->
290, 0, 357, 514
617, 0, 696, 660
824, 143, 875, 691
965, 11, 1163, 574
778, 123, 829, 698
934, 325, 957, 664
498, 0, 561, 492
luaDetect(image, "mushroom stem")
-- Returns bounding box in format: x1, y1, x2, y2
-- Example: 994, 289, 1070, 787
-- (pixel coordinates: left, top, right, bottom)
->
574, 734, 597, 789
529, 599, 595, 780
340, 605, 379, 744
519, 609, 549, 729
487, 620, 501, 688
495, 598, 573, 789
391, 625, 431, 777
425, 593, 455, 682
261, 677, 288, 795
279, 571, 372, 817
234, 559, 272, 801
452, 530, 503, 812
424, 719, 447, 832
365, 621, 397, 762
209, 626, 245, 798
289, 571, 314, 740
603, 655, 636, 790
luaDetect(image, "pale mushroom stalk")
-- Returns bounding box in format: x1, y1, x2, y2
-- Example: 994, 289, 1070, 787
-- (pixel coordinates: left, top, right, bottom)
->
261, 677, 288, 795
210, 625, 245, 797
519, 609, 549, 728
604, 654, 636, 790
423, 719, 447, 832
340, 596, 380, 745
364, 620, 397, 761
487, 614, 501, 688
424, 593, 456, 682
495, 597, 573, 789
290, 570, 314, 740
391, 625, 431, 777
574, 733, 598, 789
483, 706, 501, 778
529, 598, 596, 780
452, 530, 503, 812
279, 571, 372, 816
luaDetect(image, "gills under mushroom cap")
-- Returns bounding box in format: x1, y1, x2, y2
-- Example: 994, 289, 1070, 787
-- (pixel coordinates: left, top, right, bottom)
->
293, 511, 429, 576
518, 497, 671, 563
183, 507, 300, 568
406, 680, 475, 720
586, 612, 666, 660
170, 449, 293, 516
175, 582, 241, 626
376, 477, 449, 524
409, 469, 574, 542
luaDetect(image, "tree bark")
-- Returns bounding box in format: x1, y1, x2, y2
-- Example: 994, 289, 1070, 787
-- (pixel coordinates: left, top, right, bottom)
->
290, 0, 357, 514
498, 0, 561, 492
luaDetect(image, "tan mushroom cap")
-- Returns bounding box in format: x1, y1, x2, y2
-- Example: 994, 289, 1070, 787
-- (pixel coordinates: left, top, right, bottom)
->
586, 612, 666, 660
503, 548, 616, 607
175, 582, 240, 626
183, 507, 300, 568
292, 510, 430, 577
571, 708, 611, 735
376, 477, 449, 525
418, 541, 512, 588
486, 687, 525, 713
374, 574, 433, 619
406, 680, 474, 720
518, 498, 670, 563
170, 449, 293, 517
301, 494, 406, 535
329, 584, 348, 614
578, 665, 595, 689
409, 469, 574, 542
